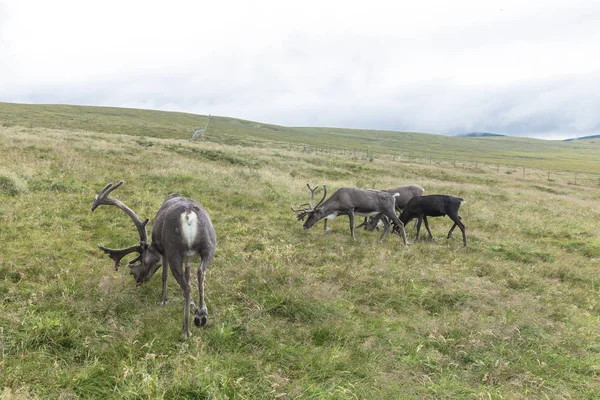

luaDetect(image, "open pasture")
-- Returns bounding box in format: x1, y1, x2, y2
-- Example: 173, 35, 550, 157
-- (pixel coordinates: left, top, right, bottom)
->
1, 106, 600, 399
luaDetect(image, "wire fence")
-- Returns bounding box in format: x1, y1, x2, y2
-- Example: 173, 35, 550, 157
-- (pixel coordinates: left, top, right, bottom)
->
196, 133, 600, 190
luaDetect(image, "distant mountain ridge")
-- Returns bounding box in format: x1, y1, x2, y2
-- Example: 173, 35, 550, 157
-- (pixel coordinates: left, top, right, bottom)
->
563, 134, 600, 142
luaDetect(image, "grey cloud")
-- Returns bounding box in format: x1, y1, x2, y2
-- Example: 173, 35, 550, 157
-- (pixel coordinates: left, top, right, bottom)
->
3, 31, 599, 141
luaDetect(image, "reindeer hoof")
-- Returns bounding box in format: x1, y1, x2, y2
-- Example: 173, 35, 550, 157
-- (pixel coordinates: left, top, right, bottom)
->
194, 314, 207, 327
194, 307, 208, 327
181, 330, 192, 339
159, 299, 168, 306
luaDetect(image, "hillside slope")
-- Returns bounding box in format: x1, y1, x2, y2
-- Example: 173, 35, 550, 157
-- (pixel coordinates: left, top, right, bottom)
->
2, 102, 600, 174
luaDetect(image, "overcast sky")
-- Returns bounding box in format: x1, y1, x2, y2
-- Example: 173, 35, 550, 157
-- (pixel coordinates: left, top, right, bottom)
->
1, 0, 599, 139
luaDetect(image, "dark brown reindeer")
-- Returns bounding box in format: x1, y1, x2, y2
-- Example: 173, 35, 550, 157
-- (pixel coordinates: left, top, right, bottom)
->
92, 181, 217, 338
291, 184, 409, 246
398, 194, 467, 246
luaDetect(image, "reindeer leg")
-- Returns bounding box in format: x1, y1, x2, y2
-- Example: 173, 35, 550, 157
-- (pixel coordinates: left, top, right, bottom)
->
195, 265, 207, 327
159, 261, 169, 306
185, 261, 196, 310
423, 216, 434, 241
195, 252, 214, 327
323, 219, 331, 233
169, 254, 191, 338
447, 216, 461, 238
448, 214, 467, 246
415, 216, 423, 242
348, 212, 356, 240
447, 222, 458, 238
379, 215, 391, 241
388, 212, 408, 246
460, 222, 467, 246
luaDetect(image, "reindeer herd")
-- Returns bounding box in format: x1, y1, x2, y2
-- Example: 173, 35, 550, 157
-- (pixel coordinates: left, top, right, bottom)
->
291, 183, 466, 246
92, 181, 466, 337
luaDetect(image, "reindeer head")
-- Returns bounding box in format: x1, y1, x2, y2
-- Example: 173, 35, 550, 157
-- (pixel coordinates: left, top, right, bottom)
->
91, 181, 160, 286
364, 216, 383, 231
129, 245, 162, 286
291, 183, 327, 230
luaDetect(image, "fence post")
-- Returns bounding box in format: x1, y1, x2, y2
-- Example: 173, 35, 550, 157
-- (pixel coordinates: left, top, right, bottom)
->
523, 167, 525, 178
497, 164, 500, 173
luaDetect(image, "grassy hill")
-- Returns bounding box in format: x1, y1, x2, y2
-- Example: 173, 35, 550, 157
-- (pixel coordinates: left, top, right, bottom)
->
1, 103, 600, 398
3, 102, 600, 175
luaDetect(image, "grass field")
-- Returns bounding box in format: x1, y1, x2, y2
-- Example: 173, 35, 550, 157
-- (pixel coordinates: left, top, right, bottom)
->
1, 104, 600, 399
3, 102, 600, 175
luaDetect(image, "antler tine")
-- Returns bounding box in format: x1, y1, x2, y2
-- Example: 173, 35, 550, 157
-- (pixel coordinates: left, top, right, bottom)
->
305, 183, 318, 208
290, 207, 309, 221
91, 181, 127, 212
290, 205, 311, 219
291, 183, 322, 222
314, 184, 327, 209
91, 181, 149, 245
97, 244, 143, 271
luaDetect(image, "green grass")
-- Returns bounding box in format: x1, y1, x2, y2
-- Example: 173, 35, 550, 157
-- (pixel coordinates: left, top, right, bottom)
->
1, 104, 600, 398
3, 102, 600, 175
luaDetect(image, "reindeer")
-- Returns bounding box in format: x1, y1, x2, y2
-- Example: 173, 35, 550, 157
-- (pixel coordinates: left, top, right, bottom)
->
291, 184, 408, 246
359, 184, 425, 231
399, 194, 467, 246
91, 181, 217, 338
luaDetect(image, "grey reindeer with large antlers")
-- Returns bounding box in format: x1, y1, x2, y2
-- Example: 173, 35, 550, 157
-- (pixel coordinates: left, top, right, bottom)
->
291, 184, 409, 246
92, 181, 217, 338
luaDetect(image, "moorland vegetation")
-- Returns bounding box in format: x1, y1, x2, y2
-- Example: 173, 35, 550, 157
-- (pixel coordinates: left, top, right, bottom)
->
1, 103, 599, 398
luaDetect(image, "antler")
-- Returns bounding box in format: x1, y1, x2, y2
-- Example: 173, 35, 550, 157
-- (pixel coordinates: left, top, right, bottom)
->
306, 183, 318, 208
97, 244, 143, 271
314, 184, 327, 209
291, 183, 327, 221
92, 181, 149, 270
290, 206, 311, 221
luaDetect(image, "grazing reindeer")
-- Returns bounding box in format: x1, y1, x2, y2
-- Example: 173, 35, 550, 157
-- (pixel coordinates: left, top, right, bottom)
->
291, 184, 408, 246
399, 194, 466, 246
360, 184, 425, 231
91, 181, 217, 338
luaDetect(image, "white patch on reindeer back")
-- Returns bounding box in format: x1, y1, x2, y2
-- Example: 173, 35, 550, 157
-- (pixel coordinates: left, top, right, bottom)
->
180, 210, 198, 250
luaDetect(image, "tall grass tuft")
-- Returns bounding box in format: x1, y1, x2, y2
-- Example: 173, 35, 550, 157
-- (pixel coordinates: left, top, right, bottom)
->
0, 171, 29, 196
